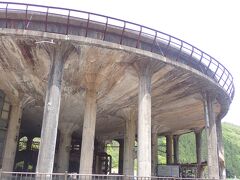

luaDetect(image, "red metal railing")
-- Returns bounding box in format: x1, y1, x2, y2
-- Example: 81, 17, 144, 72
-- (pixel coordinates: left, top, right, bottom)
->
0, 2, 234, 101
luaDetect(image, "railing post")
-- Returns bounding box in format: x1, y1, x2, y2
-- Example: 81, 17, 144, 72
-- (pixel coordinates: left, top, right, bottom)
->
64, 171, 68, 180
5, 3, 8, 28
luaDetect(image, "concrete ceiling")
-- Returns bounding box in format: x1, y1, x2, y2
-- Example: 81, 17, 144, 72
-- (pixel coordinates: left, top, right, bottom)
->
0, 33, 226, 139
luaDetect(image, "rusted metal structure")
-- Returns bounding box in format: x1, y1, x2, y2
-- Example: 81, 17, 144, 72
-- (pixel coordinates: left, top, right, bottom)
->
0, 2, 234, 179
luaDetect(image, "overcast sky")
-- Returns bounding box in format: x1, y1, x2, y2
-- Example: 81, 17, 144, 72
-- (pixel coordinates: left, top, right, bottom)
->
6, 0, 240, 125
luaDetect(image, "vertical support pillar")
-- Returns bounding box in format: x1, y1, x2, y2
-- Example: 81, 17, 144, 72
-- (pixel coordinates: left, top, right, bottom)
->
79, 78, 97, 174
2, 103, 22, 171
203, 93, 219, 179
151, 127, 158, 176
118, 139, 124, 175
195, 130, 203, 178
173, 135, 179, 164
216, 120, 226, 179
36, 48, 65, 174
135, 62, 152, 177
166, 135, 173, 164
95, 140, 105, 174
123, 108, 136, 176
56, 132, 72, 172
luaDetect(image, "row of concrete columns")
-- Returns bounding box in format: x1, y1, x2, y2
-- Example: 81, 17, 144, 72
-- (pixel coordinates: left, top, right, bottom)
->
1, 49, 226, 179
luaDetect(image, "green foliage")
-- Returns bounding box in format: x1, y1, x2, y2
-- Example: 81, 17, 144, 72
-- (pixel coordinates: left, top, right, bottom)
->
18, 136, 28, 151
178, 131, 208, 164
158, 137, 166, 164
222, 123, 240, 178
106, 123, 240, 178
106, 140, 119, 171
179, 133, 196, 163
178, 123, 240, 178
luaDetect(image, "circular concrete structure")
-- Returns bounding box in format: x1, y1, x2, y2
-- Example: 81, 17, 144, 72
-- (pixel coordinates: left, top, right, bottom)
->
0, 2, 234, 179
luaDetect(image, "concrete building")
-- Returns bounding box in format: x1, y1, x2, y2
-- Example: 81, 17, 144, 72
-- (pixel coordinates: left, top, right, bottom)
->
0, 2, 234, 179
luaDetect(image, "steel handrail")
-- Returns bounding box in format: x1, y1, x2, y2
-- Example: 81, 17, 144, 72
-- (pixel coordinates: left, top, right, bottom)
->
0, 170, 218, 179
0, 2, 234, 100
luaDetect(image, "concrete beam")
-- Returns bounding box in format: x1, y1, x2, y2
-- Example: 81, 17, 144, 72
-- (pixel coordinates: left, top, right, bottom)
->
2, 103, 22, 171
203, 93, 220, 179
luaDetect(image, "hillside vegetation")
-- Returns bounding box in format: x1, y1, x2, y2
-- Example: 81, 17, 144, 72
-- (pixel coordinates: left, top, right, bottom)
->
222, 123, 240, 177
107, 122, 240, 178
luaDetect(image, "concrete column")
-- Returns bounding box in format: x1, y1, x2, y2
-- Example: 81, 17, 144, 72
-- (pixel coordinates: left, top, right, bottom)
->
36, 48, 65, 174
118, 139, 124, 175
79, 79, 97, 174
2, 103, 22, 171
166, 135, 173, 164
203, 93, 219, 179
151, 130, 158, 176
135, 62, 152, 177
56, 132, 72, 172
216, 120, 226, 179
95, 140, 105, 174
173, 135, 179, 164
195, 130, 203, 178
123, 108, 136, 176
195, 130, 202, 164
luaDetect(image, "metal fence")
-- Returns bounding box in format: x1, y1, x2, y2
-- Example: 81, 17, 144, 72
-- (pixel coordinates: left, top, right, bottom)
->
0, 2, 234, 100
0, 171, 217, 180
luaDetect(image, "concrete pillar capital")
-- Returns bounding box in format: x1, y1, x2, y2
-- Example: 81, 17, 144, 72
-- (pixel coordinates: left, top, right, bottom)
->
0, 83, 21, 106
133, 57, 162, 78
194, 128, 203, 135
201, 91, 217, 103
58, 122, 78, 135
133, 60, 153, 79
40, 41, 75, 63
118, 107, 137, 122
